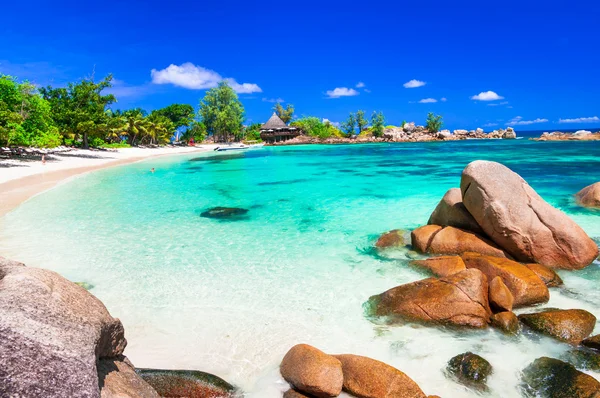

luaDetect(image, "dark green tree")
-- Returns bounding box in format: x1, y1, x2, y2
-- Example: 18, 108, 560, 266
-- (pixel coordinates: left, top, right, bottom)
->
198, 81, 245, 143
356, 110, 368, 134
340, 112, 356, 137
371, 111, 385, 137
273, 103, 294, 124
425, 112, 443, 133
151, 103, 194, 129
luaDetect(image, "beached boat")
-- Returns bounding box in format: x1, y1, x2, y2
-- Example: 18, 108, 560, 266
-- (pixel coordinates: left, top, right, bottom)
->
214, 144, 250, 152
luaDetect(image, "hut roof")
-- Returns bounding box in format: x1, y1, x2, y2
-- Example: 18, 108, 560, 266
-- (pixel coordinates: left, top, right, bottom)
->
261, 113, 288, 130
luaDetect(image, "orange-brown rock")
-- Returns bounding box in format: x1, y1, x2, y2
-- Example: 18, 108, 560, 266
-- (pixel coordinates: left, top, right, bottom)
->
375, 229, 407, 249
582, 334, 600, 351
412, 225, 508, 258
576, 182, 600, 208
410, 256, 466, 277
461, 160, 599, 270
428, 188, 485, 235
461, 253, 549, 307
280, 344, 343, 397
411, 225, 442, 253
135, 368, 237, 398
491, 312, 520, 334
368, 269, 491, 328
519, 309, 597, 344
334, 354, 426, 398
489, 276, 514, 312
283, 390, 312, 398
524, 263, 563, 287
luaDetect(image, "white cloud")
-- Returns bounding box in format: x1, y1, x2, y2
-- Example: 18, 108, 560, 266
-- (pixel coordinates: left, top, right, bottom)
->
403, 79, 426, 88
150, 62, 262, 94
487, 101, 509, 107
262, 97, 284, 103
483, 123, 498, 127
326, 87, 359, 98
419, 98, 438, 103
364, 88, 371, 93
356, 82, 365, 88
471, 91, 504, 101
506, 116, 548, 126
558, 116, 600, 124
440, 97, 447, 102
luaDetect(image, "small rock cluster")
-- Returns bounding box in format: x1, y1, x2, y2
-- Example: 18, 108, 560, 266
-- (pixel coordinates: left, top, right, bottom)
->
534, 130, 600, 141
369, 160, 600, 394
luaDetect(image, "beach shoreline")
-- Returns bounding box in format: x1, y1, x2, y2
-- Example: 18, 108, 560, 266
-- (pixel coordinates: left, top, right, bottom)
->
0, 145, 216, 218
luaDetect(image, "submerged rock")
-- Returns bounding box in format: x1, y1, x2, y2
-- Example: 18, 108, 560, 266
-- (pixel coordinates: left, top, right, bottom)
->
200, 207, 249, 219
460, 160, 599, 270
446, 352, 492, 390
462, 252, 549, 307
427, 188, 485, 235
561, 349, 600, 371
410, 256, 466, 277
491, 311, 520, 335
576, 182, 600, 209
280, 344, 343, 398
0, 256, 127, 397
521, 357, 600, 397
368, 269, 491, 328
334, 354, 426, 398
375, 229, 407, 249
518, 309, 596, 344
489, 276, 514, 312
136, 368, 237, 398
523, 263, 563, 287
412, 225, 508, 258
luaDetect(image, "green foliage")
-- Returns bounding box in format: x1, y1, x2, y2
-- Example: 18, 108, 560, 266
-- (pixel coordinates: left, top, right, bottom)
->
340, 112, 356, 137
290, 117, 342, 139
181, 121, 206, 143
371, 111, 385, 137
0, 75, 59, 147
199, 82, 245, 142
401, 120, 407, 128
242, 123, 262, 142
273, 103, 294, 124
151, 103, 194, 129
355, 110, 368, 134
425, 112, 443, 133
99, 142, 131, 148
39, 74, 116, 148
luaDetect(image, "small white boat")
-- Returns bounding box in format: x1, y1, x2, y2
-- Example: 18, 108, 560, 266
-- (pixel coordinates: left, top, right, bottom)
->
214, 144, 250, 152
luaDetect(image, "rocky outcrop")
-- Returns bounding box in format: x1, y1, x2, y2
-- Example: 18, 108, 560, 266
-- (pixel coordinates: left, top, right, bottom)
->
521, 357, 600, 397
461, 160, 599, 269
0, 256, 130, 398
280, 344, 343, 397
491, 311, 520, 335
368, 269, 491, 328
518, 309, 596, 344
461, 253, 549, 307
489, 276, 514, 312
446, 352, 492, 390
136, 369, 237, 398
576, 182, 600, 208
524, 263, 563, 287
582, 335, 600, 351
412, 225, 508, 258
375, 229, 407, 249
534, 131, 600, 141
410, 256, 466, 277
98, 357, 159, 398
427, 188, 485, 235
334, 354, 426, 398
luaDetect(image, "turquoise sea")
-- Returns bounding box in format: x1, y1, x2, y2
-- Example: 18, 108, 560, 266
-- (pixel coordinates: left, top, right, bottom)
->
1, 139, 600, 397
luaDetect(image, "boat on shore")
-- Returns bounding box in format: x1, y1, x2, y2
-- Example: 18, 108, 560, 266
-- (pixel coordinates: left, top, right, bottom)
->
214, 144, 250, 152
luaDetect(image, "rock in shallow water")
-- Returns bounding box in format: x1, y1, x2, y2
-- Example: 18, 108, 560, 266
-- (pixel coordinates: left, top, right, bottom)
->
518, 309, 596, 344
491, 311, 520, 335
523, 263, 563, 287
446, 352, 492, 390
427, 188, 485, 235
280, 344, 343, 398
521, 357, 600, 398
375, 229, 407, 249
136, 368, 238, 398
460, 160, 599, 270
200, 207, 249, 219
489, 276, 514, 312
334, 354, 426, 398
368, 268, 491, 328
576, 182, 600, 209
409, 255, 466, 277
582, 334, 600, 351
412, 225, 508, 258
461, 252, 549, 307
98, 356, 159, 397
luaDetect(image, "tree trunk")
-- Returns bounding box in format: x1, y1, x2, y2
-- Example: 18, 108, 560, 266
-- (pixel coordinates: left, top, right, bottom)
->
83, 132, 89, 149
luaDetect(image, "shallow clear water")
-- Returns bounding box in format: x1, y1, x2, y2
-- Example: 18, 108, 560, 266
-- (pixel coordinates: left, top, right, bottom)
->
1, 140, 600, 397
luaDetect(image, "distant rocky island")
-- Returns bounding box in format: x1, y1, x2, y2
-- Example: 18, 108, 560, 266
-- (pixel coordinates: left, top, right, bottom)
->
533, 129, 600, 141
266, 123, 517, 146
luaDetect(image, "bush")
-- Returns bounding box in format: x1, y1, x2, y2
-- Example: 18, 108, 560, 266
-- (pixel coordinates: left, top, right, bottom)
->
100, 142, 131, 148
291, 117, 340, 139
30, 127, 62, 148
426, 113, 443, 133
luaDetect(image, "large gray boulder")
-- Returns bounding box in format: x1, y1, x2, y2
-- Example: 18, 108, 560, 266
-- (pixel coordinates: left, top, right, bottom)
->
428, 188, 485, 235
576, 182, 600, 208
0, 256, 134, 397
460, 161, 599, 270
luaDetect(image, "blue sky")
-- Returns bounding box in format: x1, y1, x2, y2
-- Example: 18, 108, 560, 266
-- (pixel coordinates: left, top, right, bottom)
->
1, 0, 599, 130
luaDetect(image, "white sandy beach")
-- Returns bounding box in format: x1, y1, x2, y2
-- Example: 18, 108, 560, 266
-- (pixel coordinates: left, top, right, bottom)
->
0, 145, 216, 217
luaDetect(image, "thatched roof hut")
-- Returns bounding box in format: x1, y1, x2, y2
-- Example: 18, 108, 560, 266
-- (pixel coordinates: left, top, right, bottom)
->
260, 113, 301, 143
